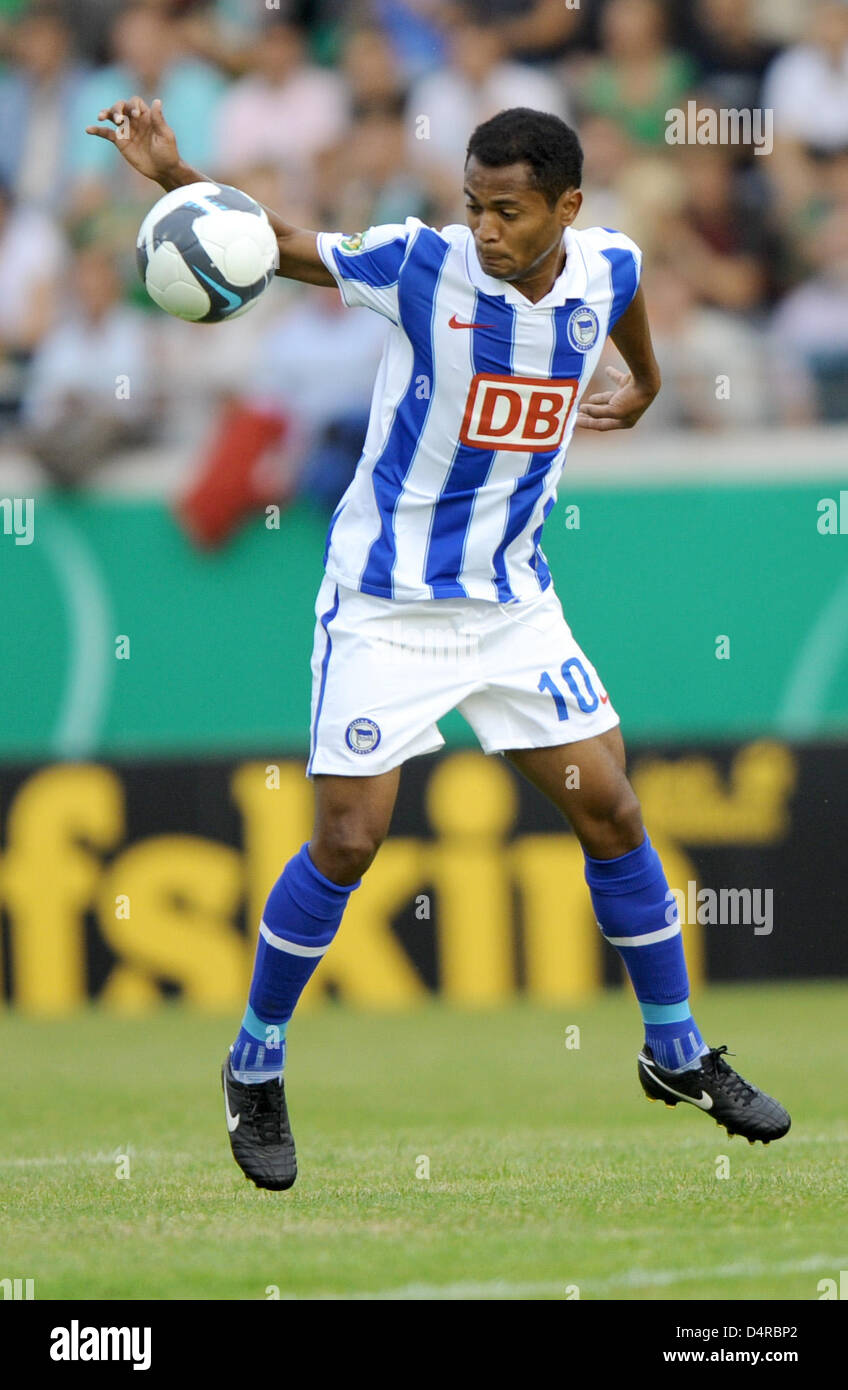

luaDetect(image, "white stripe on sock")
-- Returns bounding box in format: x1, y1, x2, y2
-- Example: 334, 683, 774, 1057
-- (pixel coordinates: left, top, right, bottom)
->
260, 920, 330, 957
602, 921, 681, 948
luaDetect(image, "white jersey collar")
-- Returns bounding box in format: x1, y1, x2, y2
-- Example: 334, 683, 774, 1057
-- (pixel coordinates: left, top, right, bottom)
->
464, 224, 588, 308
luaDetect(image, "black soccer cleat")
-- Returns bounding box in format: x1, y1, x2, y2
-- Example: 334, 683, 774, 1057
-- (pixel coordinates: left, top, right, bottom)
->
638, 1044, 791, 1144
221, 1055, 298, 1190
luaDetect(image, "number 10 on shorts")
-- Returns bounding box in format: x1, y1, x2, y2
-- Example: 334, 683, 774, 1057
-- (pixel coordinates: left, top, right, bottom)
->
538, 658, 601, 720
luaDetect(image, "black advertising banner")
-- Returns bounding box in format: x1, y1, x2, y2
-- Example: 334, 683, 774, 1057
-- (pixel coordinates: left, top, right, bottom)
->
0, 738, 844, 1012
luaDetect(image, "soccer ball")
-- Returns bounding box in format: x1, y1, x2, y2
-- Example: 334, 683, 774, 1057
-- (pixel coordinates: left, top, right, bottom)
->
136, 181, 279, 323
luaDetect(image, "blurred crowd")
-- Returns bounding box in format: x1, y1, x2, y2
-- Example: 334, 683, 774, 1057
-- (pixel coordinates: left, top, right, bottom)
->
0, 0, 847, 541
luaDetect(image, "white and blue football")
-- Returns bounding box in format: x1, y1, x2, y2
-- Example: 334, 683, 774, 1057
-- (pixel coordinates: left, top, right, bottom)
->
136, 181, 279, 323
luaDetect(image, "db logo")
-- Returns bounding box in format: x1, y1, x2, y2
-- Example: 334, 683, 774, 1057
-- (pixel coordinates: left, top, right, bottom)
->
460, 373, 578, 452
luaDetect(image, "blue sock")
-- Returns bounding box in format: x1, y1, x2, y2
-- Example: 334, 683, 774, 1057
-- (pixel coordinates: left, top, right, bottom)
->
584, 834, 708, 1072
230, 843, 359, 1083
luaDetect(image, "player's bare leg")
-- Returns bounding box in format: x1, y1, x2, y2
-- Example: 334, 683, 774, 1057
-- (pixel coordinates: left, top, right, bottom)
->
505, 732, 791, 1144
504, 726, 641, 858
309, 767, 401, 884
223, 768, 400, 1188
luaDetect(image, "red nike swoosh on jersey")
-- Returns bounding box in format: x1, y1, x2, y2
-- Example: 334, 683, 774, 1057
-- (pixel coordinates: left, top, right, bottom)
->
449, 313, 495, 329
600, 691, 610, 704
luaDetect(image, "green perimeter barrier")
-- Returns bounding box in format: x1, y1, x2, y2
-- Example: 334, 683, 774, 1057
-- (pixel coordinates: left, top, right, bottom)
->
2, 481, 848, 759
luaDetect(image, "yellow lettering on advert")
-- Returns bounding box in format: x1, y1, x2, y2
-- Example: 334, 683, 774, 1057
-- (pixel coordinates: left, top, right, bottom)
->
235, 760, 424, 1008
301, 840, 427, 1007
98, 837, 246, 1007
632, 741, 796, 843
231, 761, 312, 939
649, 833, 705, 992
426, 754, 516, 1003
1, 765, 123, 1013
511, 834, 601, 1000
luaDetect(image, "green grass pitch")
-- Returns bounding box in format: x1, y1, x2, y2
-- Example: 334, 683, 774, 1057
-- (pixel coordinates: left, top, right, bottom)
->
1, 982, 846, 1301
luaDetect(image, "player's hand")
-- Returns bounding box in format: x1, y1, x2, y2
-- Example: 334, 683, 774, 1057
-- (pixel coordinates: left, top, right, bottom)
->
576, 365, 657, 431
85, 97, 180, 184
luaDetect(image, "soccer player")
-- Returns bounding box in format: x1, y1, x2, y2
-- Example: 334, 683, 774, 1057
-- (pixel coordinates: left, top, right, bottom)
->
88, 98, 790, 1190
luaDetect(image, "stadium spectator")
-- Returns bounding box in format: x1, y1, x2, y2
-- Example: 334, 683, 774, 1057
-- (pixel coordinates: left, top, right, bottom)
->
169, 0, 267, 78
0, 0, 844, 465
762, 1, 848, 153
575, 0, 696, 147
0, 4, 89, 214
769, 205, 848, 424
148, 162, 302, 456
342, 24, 408, 119
54, 0, 126, 66
139, 157, 297, 407
574, 114, 640, 233
0, 0, 48, 69
20, 242, 156, 484
0, 178, 65, 420
246, 285, 389, 511
676, 0, 779, 113
319, 107, 437, 229
759, 3, 848, 232
67, 1, 226, 217
651, 144, 773, 314
371, 0, 448, 80
462, 0, 584, 63
623, 260, 771, 430
407, 14, 570, 185
177, 287, 387, 545
748, 1, 806, 46
212, 17, 348, 186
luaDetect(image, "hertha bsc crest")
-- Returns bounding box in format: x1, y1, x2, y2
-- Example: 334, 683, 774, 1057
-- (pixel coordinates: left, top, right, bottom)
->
345, 717, 381, 753
566, 306, 600, 352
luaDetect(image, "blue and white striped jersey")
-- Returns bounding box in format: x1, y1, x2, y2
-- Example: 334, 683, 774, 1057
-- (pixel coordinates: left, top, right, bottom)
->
316, 218, 641, 603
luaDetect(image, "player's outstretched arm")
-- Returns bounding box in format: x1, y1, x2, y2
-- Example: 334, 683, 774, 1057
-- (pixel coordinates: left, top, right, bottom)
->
576, 286, 661, 431
85, 97, 335, 287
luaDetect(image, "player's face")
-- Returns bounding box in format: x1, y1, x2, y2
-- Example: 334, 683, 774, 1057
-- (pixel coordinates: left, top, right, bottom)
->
463, 157, 581, 286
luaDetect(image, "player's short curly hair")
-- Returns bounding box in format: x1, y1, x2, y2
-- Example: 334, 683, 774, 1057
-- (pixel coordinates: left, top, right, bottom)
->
465, 108, 583, 207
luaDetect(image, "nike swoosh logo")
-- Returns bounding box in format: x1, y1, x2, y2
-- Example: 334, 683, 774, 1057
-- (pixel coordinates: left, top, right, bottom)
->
223, 1075, 240, 1132
641, 1059, 713, 1110
600, 691, 610, 704
194, 267, 243, 312
449, 313, 494, 330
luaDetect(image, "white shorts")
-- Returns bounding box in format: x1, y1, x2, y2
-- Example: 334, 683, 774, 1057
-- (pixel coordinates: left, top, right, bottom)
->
307, 575, 619, 777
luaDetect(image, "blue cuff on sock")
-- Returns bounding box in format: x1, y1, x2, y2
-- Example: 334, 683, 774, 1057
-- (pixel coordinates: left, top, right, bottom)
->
584, 834, 662, 895
640, 999, 692, 1024
274, 842, 360, 923
240, 1002, 287, 1043
301, 842, 361, 897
